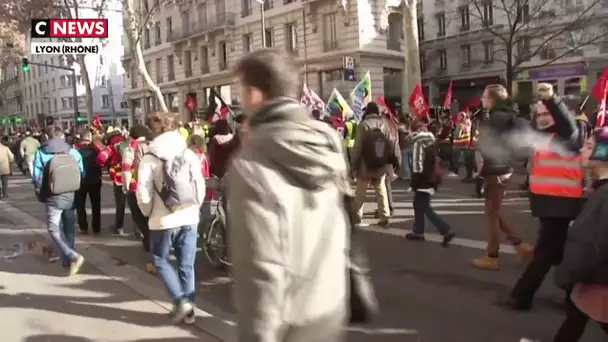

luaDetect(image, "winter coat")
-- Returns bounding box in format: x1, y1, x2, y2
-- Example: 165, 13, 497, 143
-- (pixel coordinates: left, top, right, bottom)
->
0, 143, 14, 175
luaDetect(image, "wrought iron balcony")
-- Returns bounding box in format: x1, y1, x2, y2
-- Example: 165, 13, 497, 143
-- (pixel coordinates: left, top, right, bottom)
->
169, 12, 236, 43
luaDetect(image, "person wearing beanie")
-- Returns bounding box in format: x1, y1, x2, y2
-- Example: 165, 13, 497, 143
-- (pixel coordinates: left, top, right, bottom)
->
350, 101, 401, 227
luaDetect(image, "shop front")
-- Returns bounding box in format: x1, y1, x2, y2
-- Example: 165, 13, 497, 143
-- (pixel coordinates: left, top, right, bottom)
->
513, 63, 588, 104
436, 76, 501, 110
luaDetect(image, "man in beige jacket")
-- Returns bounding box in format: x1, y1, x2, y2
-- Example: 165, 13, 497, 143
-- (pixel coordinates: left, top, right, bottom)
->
227, 49, 350, 342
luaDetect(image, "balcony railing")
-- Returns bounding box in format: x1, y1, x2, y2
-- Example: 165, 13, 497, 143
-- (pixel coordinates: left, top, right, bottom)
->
169, 12, 236, 42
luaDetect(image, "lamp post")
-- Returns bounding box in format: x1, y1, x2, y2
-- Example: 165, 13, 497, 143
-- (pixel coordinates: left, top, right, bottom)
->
255, 0, 267, 47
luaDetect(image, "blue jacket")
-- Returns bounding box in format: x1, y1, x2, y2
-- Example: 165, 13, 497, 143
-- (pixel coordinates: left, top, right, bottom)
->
32, 137, 85, 208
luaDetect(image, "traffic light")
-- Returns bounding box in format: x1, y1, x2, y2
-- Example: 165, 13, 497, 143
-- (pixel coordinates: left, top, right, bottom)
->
21, 58, 29, 72
76, 113, 87, 123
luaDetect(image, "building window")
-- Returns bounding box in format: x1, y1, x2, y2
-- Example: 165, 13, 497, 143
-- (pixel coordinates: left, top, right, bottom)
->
517, 36, 530, 61
144, 28, 150, 48
518, 3, 530, 22
285, 23, 298, 54
540, 43, 556, 60
167, 55, 175, 80
155, 58, 162, 82
241, 0, 252, 17
200, 46, 209, 73
438, 49, 447, 70
243, 33, 253, 53
131, 67, 138, 88
461, 44, 471, 68
323, 69, 342, 82
323, 13, 338, 51
184, 50, 192, 77
417, 17, 424, 41
436, 12, 446, 37
198, 3, 208, 29
102, 95, 110, 108
459, 6, 470, 31
154, 22, 161, 45
166, 17, 173, 40
219, 41, 228, 70
263, 0, 273, 10
419, 52, 425, 73
61, 97, 71, 109
483, 40, 494, 64
264, 28, 273, 47
483, 1, 493, 26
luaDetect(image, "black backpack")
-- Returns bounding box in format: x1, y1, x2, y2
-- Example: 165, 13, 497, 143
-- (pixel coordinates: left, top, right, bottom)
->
362, 128, 391, 170
78, 143, 102, 184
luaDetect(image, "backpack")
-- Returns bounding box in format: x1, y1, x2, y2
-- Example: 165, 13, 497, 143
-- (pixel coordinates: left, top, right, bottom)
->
114, 141, 129, 159
153, 149, 200, 211
47, 152, 81, 194
78, 143, 101, 184
362, 127, 392, 170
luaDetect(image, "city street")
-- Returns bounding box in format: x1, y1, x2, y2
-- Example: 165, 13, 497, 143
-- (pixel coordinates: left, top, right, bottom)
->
0, 172, 605, 342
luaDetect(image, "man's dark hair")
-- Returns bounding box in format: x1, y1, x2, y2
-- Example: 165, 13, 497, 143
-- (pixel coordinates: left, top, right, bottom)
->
52, 126, 64, 137
129, 124, 149, 139
234, 48, 299, 99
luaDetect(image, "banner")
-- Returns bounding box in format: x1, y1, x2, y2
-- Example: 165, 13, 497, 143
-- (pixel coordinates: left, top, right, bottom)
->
326, 88, 353, 120
349, 71, 372, 123
597, 79, 608, 128
591, 68, 608, 102
443, 80, 453, 109
408, 83, 429, 120
376, 95, 397, 123
300, 84, 326, 115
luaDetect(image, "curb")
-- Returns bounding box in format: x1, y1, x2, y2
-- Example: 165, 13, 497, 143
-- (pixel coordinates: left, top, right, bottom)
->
0, 200, 237, 342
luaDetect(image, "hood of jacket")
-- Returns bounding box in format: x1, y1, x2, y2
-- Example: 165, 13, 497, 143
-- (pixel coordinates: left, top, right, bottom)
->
213, 133, 234, 145
247, 97, 351, 193
149, 130, 187, 159
42, 137, 71, 154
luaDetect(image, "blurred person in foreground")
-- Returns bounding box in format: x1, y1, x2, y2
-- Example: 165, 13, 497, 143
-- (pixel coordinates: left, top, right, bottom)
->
473, 84, 533, 270
227, 48, 350, 341
502, 83, 584, 311
548, 127, 608, 341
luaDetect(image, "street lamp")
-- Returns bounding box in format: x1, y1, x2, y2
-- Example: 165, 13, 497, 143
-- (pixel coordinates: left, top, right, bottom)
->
255, 0, 267, 47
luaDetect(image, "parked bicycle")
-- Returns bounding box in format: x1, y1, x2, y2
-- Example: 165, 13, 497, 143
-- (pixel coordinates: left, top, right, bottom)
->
200, 177, 230, 270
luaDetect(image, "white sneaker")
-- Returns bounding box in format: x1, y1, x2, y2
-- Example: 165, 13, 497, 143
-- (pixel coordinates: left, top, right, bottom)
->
183, 310, 195, 325
406, 187, 412, 192
170, 300, 194, 324
519, 338, 540, 342
446, 172, 459, 178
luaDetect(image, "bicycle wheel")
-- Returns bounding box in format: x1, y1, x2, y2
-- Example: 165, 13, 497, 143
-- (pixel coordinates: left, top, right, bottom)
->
202, 215, 228, 270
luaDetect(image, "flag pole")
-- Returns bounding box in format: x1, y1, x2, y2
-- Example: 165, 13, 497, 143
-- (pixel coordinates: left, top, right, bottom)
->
580, 94, 590, 111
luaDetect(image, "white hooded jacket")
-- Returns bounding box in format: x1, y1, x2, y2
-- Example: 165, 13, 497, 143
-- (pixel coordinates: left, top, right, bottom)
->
136, 130, 205, 230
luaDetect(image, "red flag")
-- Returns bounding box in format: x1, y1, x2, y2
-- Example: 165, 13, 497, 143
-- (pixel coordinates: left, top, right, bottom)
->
466, 98, 481, 109
596, 80, 608, 128
376, 95, 397, 123
443, 80, 454, 109
219, 106, 230, 120
92, 115, 102, 129
408, 84, 429, 120
591, 68, 608, 102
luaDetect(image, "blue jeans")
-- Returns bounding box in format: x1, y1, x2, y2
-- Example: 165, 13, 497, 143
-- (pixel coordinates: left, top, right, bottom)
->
412, 191, 451, 235
46, 206, 79, 267
150, 225, 197, 304
400, 150, 412, 179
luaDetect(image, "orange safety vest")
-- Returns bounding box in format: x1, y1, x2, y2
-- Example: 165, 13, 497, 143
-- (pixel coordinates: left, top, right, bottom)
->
529, 142, 584, 198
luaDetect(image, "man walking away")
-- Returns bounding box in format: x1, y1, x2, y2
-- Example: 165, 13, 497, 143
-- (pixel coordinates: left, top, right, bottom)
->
136, 112, 205, 324
75, 129, 103, 235
122, 125, 153, 261
20, 131, 40, 176
0, 136, 14, 199
32, 126, 85, 275
228, 48, 348, 342
405, 120, 456, 245
473, 84, 533, 271
350, 102, 401, 227
503, 83, 584, 311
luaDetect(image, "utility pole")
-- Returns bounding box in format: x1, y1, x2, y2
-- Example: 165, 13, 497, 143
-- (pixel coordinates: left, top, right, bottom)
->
107, 76, 118, 126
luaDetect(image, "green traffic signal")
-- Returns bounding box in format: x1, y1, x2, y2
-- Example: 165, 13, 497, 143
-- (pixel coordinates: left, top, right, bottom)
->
22, 57, 29, 72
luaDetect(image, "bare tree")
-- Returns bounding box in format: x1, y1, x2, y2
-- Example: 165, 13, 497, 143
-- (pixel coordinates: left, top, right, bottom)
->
123, 0, 189, 113
468, 0, 608, 94
0, 22, 27, 67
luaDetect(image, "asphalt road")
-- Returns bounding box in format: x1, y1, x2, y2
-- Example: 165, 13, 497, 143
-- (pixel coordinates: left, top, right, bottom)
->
2, 172, 604, 342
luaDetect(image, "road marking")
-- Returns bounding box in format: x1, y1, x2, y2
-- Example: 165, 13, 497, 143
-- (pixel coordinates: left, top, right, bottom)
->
360, 224, 516, 255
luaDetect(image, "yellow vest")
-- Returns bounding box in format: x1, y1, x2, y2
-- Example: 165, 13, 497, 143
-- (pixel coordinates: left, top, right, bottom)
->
345, 121, 355, 148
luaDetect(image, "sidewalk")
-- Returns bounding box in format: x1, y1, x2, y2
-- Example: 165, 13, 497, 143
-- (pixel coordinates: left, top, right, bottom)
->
0, 216, 220, 342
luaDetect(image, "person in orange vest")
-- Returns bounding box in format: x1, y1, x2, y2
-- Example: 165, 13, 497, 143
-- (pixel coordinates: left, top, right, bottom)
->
501, 83, 585, 311
97, 130, 128, 236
